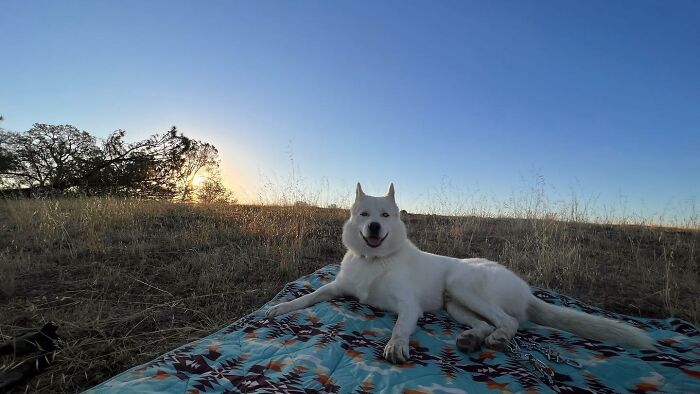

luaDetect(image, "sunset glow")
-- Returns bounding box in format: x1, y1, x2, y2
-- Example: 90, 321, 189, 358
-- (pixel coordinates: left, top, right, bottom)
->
192, 174, 206, 188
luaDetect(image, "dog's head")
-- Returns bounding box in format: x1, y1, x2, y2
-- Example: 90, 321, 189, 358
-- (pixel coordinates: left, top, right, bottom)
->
342, 182, 407, 258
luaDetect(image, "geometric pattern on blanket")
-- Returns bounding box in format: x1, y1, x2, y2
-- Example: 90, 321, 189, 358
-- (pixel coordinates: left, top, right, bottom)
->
86, 264, 700, 393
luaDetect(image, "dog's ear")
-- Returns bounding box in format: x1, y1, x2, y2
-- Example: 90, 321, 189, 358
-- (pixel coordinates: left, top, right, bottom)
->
356, 182, 366, 200
385, 183, 395, 202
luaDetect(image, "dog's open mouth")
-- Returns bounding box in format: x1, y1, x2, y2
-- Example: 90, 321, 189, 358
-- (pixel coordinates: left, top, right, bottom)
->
361, 232, 388, 248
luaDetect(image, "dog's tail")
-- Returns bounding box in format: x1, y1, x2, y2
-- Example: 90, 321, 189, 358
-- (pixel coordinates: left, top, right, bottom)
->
527, 297, 655, 349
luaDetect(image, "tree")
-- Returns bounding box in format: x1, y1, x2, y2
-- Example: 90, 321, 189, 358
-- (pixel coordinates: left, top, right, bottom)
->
88, 126, 195, 198
0, 124, 100, 190
196, 169, 235, 203
177, 140, 219, 201
0, 123, 225, 199
0, 120, 16, 186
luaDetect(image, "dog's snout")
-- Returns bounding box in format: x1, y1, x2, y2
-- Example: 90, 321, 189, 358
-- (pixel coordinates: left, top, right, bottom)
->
369, 222, 381, 234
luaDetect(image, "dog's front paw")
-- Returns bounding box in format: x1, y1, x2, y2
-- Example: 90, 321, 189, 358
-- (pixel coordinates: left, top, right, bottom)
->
383, 337, 410, 364
266, 302, 292, 317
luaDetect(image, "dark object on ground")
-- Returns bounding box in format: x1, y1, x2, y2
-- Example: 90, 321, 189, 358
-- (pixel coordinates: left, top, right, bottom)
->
0, 352, 56, 391
0, 322, 60, 391
0, 322, 59, 356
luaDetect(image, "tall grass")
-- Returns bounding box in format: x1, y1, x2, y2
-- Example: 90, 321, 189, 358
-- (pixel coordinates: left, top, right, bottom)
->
0, 193, 698, 393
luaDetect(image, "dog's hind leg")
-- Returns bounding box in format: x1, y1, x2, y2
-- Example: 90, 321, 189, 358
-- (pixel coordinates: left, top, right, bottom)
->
483, 320, 519, 351
445, 300, 494, 353
446, 284, 520, 351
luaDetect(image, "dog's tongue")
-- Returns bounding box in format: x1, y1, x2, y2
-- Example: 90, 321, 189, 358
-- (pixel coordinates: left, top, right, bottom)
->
367, 236, 382, 246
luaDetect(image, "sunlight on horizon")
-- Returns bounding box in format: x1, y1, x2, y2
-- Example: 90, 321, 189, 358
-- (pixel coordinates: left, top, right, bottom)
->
213, 165, 698, 230
191, 174, 206, 188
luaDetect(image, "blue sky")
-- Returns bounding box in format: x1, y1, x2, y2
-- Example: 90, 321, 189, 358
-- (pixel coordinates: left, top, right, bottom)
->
1, 1, 699, 221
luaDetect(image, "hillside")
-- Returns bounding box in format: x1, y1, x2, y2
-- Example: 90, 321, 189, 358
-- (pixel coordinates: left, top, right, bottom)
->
1, 198, 698, 392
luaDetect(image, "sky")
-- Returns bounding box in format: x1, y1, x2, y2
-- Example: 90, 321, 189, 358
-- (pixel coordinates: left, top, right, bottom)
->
1, 1, 699, 222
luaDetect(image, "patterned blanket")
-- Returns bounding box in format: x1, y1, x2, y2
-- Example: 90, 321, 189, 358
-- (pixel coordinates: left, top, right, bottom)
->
88, 265, 700, 393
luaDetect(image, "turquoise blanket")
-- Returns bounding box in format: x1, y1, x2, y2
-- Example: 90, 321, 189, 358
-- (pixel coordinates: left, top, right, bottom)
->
88, 265, 700, 393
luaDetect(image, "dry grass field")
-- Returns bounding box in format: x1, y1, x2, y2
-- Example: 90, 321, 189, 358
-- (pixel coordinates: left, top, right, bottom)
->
0, 197, 698, 393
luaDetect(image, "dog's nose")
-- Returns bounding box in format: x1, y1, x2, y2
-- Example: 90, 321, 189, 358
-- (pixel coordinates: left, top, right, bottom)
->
369, 222, 381, 234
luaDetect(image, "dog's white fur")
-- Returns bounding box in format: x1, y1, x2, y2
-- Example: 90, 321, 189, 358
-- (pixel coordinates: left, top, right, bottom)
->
267, 183, 654, 363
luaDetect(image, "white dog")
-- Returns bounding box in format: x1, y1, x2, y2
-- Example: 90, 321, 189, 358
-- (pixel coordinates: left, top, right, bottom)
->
266, 183, 653, 363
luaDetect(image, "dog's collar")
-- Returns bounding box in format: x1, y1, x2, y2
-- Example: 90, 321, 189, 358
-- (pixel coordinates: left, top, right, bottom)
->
360, 247, 401, 261
351, 240, 409, 261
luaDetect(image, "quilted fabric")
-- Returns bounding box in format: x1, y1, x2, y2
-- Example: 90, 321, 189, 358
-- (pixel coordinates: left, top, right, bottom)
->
87, 265, 700, 393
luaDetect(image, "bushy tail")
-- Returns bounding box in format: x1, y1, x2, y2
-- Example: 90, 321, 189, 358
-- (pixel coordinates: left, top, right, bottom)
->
527, 297, 654, 349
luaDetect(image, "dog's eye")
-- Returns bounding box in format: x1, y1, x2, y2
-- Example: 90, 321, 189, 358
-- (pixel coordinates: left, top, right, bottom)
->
360, 212, 369, 217
382, 213, 390, 217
